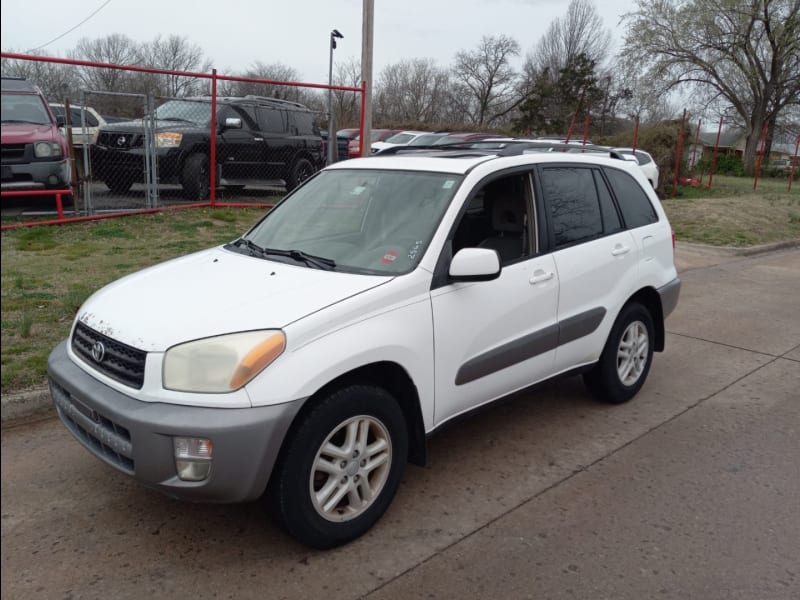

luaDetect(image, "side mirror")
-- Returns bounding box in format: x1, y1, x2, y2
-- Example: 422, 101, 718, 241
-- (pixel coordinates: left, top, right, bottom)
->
220, 117, 242, 131
449, 248, 501, 282
56, 115, 66, 127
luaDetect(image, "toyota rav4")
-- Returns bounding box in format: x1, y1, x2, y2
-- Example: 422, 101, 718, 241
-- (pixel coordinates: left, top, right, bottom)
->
48, 142, 680, 548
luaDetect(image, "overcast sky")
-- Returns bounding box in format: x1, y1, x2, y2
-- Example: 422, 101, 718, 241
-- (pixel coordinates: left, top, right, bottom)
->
1, 0, 632, 84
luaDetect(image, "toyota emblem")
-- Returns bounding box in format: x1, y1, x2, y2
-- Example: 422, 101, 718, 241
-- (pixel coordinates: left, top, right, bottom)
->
116, 136, 127, 146
91, 341, 106, 363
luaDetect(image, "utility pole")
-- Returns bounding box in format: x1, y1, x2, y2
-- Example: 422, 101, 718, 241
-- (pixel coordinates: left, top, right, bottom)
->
360, 0, 374, 157
327, 29, 343, 165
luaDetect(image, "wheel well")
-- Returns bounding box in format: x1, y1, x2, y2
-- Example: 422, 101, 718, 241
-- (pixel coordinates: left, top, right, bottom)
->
626, 287, 665, 351
278, 362, 427, 468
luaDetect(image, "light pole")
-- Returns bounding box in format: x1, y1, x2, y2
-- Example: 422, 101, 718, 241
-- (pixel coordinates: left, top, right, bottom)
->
327, 29, 343, 165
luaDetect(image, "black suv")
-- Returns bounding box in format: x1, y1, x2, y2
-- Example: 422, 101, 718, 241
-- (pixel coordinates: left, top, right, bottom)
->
91, 95, 324, 198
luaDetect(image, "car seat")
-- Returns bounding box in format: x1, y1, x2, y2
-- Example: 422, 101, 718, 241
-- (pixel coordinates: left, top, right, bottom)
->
478, 194, 526, 263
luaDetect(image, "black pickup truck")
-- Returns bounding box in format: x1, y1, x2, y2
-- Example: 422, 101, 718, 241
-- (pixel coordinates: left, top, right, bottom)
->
91, 95, 324, 198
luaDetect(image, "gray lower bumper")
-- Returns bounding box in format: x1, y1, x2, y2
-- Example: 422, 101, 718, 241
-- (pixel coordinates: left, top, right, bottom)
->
47, 340, 304, 503
658, 277, 681, 318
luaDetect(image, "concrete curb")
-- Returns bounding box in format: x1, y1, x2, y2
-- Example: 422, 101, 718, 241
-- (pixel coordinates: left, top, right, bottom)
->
1, 385, 53, 427
2, 240, 798, 428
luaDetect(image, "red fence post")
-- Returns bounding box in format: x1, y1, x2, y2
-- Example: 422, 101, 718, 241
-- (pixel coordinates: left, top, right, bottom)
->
671, 109, 687, 198
789, 135, 800, 193
581, 115, 590, 151
753, 121, 769, 191
708, 116, 724, 190
632, 115, 639, 153
564, 86, 586, 143
690, 119, 701, 175
210, 68, 217, 208
358, 81, 367, 157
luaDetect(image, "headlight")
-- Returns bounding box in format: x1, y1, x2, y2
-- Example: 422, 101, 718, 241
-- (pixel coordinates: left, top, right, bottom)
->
163, 330, 286, 393
156, 132, 183, 148
34, 141, 62, 158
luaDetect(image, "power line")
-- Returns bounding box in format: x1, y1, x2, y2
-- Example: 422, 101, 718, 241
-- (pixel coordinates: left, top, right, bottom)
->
27, 0, 114, 53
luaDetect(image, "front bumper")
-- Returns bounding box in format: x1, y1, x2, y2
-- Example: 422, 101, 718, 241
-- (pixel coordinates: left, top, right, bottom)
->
0, 158, 70, 190
47, 340, 305, 503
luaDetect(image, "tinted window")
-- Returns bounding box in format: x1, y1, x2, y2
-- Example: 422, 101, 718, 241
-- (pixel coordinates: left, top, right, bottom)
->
256, 107, 286, 133
604, 168, 658, 228
289, 111, 316, 135
70, 108, 99, 127
541, 168, 603, 248
593, 170, 622, 233
219, 105, 257, 130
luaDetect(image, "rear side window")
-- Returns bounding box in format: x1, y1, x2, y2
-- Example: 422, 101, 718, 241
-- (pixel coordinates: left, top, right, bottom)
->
604, 168, 658, 228
289, 111, 317, 135
541, 167, 603, 248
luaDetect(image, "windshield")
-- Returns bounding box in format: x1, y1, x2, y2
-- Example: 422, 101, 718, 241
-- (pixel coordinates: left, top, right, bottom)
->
409, 133, 447, 146
155, 100, 212, 125
1, 93, 53, 125
384, 133, 415, 144
242, 169, 463, 275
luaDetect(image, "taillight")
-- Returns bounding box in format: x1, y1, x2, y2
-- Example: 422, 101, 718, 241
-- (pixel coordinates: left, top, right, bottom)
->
671, 228, 676, 249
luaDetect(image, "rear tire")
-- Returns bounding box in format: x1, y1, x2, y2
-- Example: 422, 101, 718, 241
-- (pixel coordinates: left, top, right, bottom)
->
181, 153, 210, 200
584, 302, 655, 404
269, 384, 407, 549
285, 158, 314, 192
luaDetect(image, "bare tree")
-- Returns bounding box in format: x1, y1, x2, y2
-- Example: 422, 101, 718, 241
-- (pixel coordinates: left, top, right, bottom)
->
332, 57, 362, 129
70, 34, 143, 94
141, 35, 211, 97
374, 58, 450, 124
1, 51, 81, 102
622, 0, 800, 174
451, 34, 521, 126
523, 0, 611, 93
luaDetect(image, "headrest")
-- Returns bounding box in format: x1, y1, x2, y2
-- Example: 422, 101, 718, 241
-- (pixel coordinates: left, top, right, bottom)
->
491, 195, 524, 233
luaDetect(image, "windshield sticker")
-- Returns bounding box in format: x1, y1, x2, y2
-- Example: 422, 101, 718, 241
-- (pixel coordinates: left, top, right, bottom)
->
442, 180, 455, 189
381, 250, 398, 265
408, 241, 424, 261
351, 185, 367, 195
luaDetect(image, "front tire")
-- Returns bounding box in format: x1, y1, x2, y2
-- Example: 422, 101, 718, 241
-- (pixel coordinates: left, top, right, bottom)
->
181, 153, 210, 200
584, 302, 655, 404
270, 384, 408, 549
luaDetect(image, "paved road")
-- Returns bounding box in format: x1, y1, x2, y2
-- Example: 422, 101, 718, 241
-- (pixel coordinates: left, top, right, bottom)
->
1, 247, 798, 600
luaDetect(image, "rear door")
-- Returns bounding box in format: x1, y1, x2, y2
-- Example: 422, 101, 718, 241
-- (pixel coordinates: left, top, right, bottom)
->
255, 106, 290, 178
537, 165, 639, 371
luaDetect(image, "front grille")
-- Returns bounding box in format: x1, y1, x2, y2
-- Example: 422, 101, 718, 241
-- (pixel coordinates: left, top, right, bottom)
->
97, 132, 142, 149
50, 379, 134, 473
1, 143, 27, 163
72, 322, 147, 389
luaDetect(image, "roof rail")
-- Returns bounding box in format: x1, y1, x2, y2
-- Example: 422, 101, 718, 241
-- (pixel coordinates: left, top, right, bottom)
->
242, 95, 309, 110
373, 140, 631, 162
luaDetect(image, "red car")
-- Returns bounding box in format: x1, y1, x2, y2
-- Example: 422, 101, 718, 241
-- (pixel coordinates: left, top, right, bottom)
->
348, 129, 401, 158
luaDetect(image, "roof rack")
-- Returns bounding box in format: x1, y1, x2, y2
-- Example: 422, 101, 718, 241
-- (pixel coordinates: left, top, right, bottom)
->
375, 140, 629, 162
242, 95, 309, 110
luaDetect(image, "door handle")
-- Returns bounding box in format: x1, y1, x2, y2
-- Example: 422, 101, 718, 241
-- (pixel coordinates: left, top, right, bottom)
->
611, 245, 631, 256
529, 270, 554, 284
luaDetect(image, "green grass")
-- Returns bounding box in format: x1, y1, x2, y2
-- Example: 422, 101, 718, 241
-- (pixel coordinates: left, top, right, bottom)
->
663, 175, 800, 246
1, 207, 267, 393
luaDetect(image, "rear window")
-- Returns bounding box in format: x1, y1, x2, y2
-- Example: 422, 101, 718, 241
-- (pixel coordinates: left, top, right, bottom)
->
604, 168, 658, 228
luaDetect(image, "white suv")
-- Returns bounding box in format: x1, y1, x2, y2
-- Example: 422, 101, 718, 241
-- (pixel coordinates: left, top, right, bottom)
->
48, 143, 680, 548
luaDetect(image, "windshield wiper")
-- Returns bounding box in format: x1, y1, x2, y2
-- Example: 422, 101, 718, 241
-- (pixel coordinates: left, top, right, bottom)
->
227, 239, 336, 270
263, 247, 337, 270
228, 237, 268, 257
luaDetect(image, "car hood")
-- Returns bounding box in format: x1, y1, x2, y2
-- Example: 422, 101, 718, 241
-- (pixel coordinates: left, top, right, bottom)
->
99, 119, 205, 134
1, 122, 60, 144
76, 246, 390, 352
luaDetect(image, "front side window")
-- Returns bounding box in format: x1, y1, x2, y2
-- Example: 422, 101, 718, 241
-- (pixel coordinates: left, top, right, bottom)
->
541, 167, 603, 248
243, 169, 462, 274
